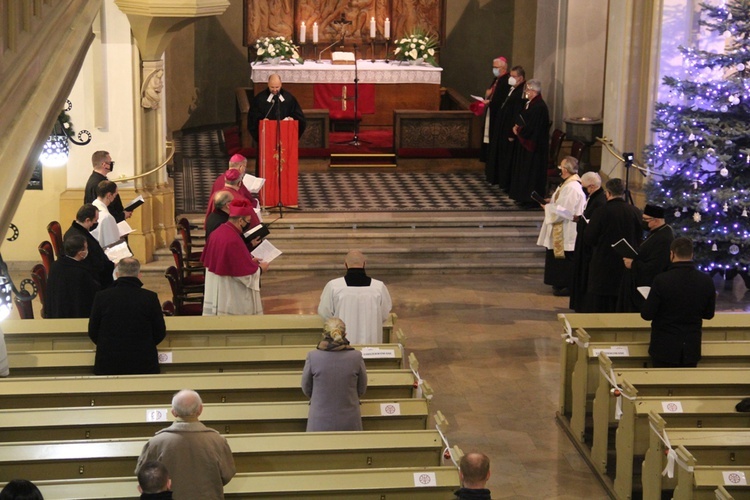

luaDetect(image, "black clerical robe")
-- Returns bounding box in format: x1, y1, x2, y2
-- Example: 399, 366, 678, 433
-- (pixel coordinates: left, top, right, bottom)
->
64, 221, 115, 289
248, 88, 306, 143
45, 257, 101, 318
569, 187, 606, 312
509, 95, 549, 203
617, 223, 675, 312
84, 171, 126, 223
487, 84, 526, 189
481, 72, 511, 168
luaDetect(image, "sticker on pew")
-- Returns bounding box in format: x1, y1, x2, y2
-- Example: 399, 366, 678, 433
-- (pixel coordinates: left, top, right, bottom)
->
146, 409, 169, 422
661, 402, 683, 413
723, 471, 747, 485
591, 346, 630, 357
157, 352, 173, 363
361, 347, 396, 359
380, 403, 401, 416
413, 472, 437, 487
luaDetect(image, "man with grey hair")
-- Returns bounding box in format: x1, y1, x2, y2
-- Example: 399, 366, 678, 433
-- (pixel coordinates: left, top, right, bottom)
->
536, 157, 585, 296
135, 390, 236, 499
570, 172, 607, 311
481, 56, 510, 174
510, 78, 549, 206
88, 257, 166, 375
318, 250, 392, 344
204, 190, 234, 243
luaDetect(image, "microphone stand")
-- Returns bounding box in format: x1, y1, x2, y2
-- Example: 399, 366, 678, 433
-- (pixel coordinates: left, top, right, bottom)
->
335, 45, 370, 147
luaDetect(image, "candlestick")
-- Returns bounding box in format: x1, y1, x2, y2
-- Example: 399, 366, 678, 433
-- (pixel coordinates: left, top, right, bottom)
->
313, 22, 318, 44
370, 17, 376, 38
300, 22, 306, 43
384, 18, 390, 39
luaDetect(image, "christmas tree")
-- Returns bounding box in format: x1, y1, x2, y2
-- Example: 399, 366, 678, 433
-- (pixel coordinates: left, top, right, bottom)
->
645, 0, 750, 274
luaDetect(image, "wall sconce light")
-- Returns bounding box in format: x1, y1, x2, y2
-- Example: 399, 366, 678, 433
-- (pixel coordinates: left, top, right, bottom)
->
0, 224, 37, 322
39, 100, 92, 168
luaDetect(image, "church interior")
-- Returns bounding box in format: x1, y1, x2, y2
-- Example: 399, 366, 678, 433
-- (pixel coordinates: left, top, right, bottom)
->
1, 0, 750, 498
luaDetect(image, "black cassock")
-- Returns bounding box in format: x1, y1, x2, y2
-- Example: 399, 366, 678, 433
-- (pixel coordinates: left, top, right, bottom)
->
486, 84, 526, 189
248, 88, 307, 143
45, 257, 101, 319
569, 187, 607, 312
480, 73, 510, 169
508, 95, 549, 204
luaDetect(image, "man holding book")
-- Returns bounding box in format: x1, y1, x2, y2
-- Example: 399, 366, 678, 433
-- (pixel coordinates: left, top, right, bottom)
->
84, 150, 131, 222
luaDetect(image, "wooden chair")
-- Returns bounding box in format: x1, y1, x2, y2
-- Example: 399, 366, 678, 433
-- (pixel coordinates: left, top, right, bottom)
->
176, 218, 203, 266
169, 240, 205, 294
12, 290, 34, 320
46, 221, 63, 260
30, 264, 47, 319
37, 241, 54, 275
164, 266, 203, 315
570, 140, 585, 162
545, 129, 567, 195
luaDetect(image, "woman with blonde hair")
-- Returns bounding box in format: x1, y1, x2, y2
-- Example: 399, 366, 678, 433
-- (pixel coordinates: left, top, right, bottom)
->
301, 317, 368, 431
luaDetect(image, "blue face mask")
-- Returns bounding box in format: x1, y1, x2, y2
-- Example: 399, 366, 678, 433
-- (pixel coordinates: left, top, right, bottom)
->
492, 68, 500, 78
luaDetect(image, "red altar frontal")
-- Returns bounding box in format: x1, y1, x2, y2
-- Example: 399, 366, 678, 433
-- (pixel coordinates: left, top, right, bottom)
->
258, 119, 298, 208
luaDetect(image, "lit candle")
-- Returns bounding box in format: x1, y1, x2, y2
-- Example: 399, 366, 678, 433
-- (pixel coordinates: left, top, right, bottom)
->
313, 22, 318, 43
370, 16, 376, 38
384, 18, 390, 39
300, 22, 306, 43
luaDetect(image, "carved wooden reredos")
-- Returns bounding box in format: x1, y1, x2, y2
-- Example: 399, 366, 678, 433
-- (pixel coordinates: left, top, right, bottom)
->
245, 0, 444, 52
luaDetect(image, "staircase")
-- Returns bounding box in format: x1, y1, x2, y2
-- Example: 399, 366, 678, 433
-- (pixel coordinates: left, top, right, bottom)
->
146, 211, 545, 275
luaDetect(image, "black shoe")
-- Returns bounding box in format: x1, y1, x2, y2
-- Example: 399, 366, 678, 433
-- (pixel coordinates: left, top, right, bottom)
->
552, 287, 571, 297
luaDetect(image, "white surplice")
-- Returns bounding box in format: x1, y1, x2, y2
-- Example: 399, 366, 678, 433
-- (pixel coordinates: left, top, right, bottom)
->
202, 270, 263, 316
91, 199, 120, 249
318, 277, 392, 344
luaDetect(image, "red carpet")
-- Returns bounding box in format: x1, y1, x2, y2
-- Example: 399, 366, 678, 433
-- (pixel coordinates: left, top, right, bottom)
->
329, 130, 393, 154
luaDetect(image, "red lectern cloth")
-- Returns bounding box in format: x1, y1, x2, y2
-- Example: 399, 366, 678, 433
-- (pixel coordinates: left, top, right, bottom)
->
313, 83, 376, 120
258, 119, 298, 208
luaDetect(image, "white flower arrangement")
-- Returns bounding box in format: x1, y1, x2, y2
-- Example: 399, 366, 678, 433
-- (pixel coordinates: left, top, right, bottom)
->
393, 28, 438, 66
254, 36, 303, 64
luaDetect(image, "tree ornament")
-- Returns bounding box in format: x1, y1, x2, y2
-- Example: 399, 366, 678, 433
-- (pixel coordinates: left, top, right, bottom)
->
678, 146, 684, 155
683, 207, 688, 212
688, 133, 696, 141
743, 208, 748, 217
721, 167, 729, 177
693, 212, 702, 222
738, 63, 745, 71
723, 202, 729, 212
730, 244, 740, 255
712, 243, 718, 251
674, 209, 681, 217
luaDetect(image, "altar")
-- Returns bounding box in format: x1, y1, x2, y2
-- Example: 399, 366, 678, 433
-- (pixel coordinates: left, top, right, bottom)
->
251, 60, 442, 127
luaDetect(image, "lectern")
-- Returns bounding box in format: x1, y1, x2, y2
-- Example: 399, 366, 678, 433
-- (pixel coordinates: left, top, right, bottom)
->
258, 119, 299, 208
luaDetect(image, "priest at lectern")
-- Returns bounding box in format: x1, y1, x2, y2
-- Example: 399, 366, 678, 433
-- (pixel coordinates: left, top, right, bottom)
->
248, 74, 306, 143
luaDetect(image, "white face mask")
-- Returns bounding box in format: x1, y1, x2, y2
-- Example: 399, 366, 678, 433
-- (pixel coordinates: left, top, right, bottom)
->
492, 68, 500, 78
508, 76, 517, 87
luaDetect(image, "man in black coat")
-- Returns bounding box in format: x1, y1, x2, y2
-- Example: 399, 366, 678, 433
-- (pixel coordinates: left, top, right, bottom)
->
487, 65, 526, 191
480, 56, 510, 174
84, 150, 131, 223
641, 237, 716, 367
454, 452, 491, 500
63, 203, 115, 288
617, 204, 675, 312
569, 172, 607, 312
45, 234, 100, 318
248, 74, 306, 144
88, 258, 166, 375
583, 178, 643, 312
509, 79, 549, 205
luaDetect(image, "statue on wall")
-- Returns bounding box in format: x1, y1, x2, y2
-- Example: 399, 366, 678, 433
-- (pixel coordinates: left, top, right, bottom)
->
246, 0, 295, 43
392, 0, 440, 39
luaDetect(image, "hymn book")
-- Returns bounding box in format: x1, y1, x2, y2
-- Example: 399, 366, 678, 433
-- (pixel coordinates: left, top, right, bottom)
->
251, 239, 282, 263
103, 241, 132, 263
242, 175, 266, 194
123, 195, 145, 212
611, 238, 638, 259
117, 220, 135, 238
243, 223, 270, 242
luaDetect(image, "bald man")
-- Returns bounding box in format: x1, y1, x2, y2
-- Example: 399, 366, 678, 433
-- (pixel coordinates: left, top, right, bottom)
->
318, 250, 392, 345
455, 452, 491, 499
135, 390, 235, 499
248, 73, 306, 144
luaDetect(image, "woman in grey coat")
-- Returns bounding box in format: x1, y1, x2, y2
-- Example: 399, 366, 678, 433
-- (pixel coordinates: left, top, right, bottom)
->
302, 317, 368, 431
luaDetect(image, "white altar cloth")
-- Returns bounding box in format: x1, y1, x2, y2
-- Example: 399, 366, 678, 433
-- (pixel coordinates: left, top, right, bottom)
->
251, 60, 442, 85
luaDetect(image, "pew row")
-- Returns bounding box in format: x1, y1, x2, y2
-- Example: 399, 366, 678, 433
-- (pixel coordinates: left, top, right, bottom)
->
568, 332, 750, 445
0, 314, 400, 351
673, 445, 750, 500
0, 399, 431, 442
0, 370, 425, 409
642, 411, 750, 500
37, 466, 462, 499
6, 343, 405, 376
557, 312, 750, 418
0, 430, 446, 480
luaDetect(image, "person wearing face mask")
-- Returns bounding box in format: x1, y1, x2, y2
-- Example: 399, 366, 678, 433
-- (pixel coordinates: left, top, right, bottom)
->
641, 237, 716, 367
45, 234, 101, 318
201, 198, 269, 316
569, 172, 606, 311
91, 180, 124, 249
84, 150, 132, 222
64, 203, 115, 288
480, 57, 510, 174
616, 204, 674, 312
510, 79, 549, 206
487, 65, 527, 191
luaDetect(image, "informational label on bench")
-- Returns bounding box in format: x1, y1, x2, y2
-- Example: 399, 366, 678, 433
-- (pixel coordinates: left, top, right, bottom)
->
723, 471, 747, 485
661, 401, 683, 413
592, 346, 630, 357
146, 409, 169, 422
157, 352, 173, 363
361, 348, 396, 358
380, 403, 401, 416
413, 472, 437, 487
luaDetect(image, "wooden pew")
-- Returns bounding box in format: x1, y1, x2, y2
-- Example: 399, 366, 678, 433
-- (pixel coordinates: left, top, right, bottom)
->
568, 331, 750, 445
0, 399, 431, 442
557, 313, 750, 420
612, 388, 750, 500
36, 466, 462, 499
673, 445, 750, 500
642, 411, 750, 500
0, 314, 399, 350
716, 485, 747, 500
6, 343, 405, 376
0, 430, 446, 480
590, 355, 750, 485
0, 369, 422, 409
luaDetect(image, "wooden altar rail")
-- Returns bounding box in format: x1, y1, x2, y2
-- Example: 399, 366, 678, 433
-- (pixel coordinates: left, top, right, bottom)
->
0, 430, 445, 480
0, 313, 399, 351
6, 343, 404, 377
0, 399, 431, 442
393, 109, 480, 152
36, 466, 462, 499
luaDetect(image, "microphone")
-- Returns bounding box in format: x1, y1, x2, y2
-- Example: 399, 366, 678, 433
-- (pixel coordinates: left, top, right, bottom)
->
263, 96, 276, 119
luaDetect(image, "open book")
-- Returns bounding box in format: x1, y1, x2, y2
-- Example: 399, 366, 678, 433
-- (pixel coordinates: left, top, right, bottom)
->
123, 195, 145, 212
117, 220, 135, 238
611, 238, 638, 259
243, 223, 270, 242
103, 241, 132, 264
242, 175, 266, 194
251, 239, 282, 264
